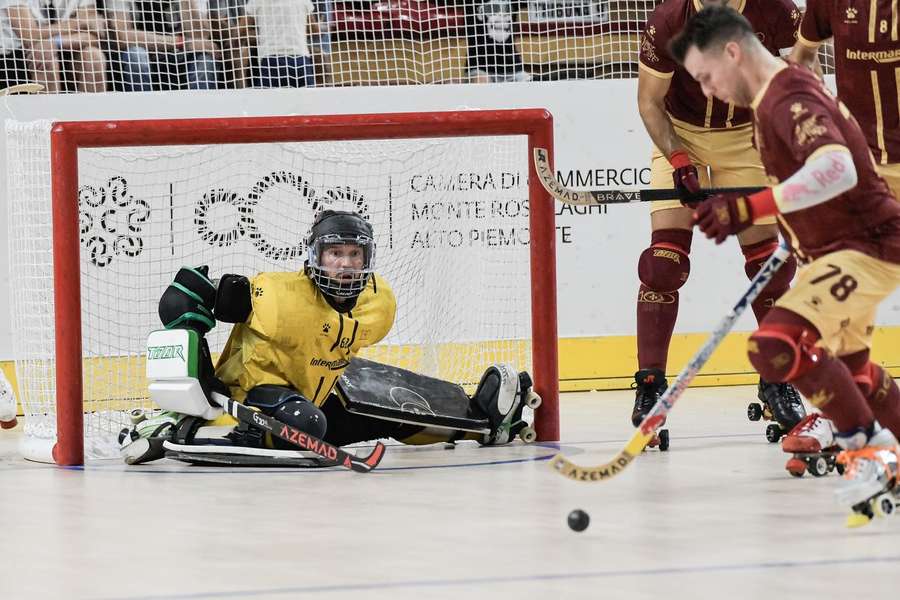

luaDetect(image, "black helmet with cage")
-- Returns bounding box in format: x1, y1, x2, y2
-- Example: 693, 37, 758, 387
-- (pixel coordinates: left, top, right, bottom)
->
305, 210, 375, 300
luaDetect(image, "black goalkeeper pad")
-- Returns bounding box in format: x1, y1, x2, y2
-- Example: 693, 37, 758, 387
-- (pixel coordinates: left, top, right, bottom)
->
162, 441, 331, 468
336, 358, 490, 433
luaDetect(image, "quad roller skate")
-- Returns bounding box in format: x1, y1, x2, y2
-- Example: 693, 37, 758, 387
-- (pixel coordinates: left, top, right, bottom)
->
834, 425, 900, 528
783, 413, 843, 478
476, 366, 541, 445
747, 380, 806, 443
632, 369, 670, 452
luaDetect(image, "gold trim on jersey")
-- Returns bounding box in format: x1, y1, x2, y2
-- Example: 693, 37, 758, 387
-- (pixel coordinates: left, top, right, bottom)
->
704, 95, 713, 128
776, 213, 808, 263
870, 0, 878, 43
893, 0, 898, 41
750, 62, 789, 110
872, 70, 888, 164
693, 0, 746, 14
807, 143, 851, 162
726, 102, 735, 128
639, 62, 674, 79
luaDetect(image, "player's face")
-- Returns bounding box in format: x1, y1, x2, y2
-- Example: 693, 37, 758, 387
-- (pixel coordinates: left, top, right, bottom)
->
320, 243, 365, 279
683, 42, 752, 107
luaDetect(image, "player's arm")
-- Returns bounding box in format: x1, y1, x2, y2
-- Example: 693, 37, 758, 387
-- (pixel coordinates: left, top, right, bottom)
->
637, 69, 683, 158
158, 266, 252, 333
789, 0, 829, 76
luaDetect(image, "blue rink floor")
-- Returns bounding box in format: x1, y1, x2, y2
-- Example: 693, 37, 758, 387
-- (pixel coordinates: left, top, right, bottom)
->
1, 386, 898, 600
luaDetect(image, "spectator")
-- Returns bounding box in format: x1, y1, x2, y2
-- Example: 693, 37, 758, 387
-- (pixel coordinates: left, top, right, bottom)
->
243, 0, 316, 88
0, 1, 31, 89
207, 0, 251, 88
7, 0, 107, 92
466, 0, 529, 83
104, 0, 219, 90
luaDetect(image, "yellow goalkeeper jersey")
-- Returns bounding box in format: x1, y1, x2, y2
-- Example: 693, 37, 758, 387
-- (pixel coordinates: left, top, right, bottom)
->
215, 270, 396, 406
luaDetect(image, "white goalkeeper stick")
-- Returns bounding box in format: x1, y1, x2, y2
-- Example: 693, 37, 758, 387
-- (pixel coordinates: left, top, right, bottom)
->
550, 241, 792, 482
533, 147, 763, 206
0, 83, 43, 96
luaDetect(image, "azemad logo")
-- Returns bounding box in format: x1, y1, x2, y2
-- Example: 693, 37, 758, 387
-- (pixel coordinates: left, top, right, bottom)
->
147, 345, 186, 361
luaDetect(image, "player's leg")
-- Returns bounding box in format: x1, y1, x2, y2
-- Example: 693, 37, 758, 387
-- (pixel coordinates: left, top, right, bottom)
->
749, 251, 900, 509
633, 135, 708, 426
333, 359, 537, 446
875, 163, 900, 201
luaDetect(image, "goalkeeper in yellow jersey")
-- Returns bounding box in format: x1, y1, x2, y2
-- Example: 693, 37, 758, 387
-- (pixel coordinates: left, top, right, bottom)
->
121, 210, 537, 466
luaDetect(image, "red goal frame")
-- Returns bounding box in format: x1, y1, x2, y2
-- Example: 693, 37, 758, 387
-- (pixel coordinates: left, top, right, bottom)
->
50, 109, 559, 466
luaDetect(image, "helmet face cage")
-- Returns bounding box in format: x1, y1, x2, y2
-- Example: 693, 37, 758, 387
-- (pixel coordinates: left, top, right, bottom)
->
307, 233, 376, 299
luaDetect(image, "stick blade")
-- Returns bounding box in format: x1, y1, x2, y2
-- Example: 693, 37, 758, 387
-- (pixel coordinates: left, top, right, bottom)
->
549, 430, 653, 482
0, 83, 44, 96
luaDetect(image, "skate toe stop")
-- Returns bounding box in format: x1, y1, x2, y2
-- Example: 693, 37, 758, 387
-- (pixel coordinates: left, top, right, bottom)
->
0, 417, 17, 429
846, 513, 871, 528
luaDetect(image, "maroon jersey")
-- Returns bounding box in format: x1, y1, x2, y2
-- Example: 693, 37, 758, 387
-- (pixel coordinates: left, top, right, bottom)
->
753, 64, 900, 263
799, 0, 900, 164
639, 0, 801, 128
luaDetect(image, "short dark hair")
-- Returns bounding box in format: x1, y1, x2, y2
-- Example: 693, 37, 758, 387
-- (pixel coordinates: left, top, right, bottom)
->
669, 5, 755, 65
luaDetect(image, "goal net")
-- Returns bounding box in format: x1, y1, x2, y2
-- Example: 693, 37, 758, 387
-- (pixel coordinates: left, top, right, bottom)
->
6, 110, 559, 464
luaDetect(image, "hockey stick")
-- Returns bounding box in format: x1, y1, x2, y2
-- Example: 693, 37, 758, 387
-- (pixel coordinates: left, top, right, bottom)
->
0, 83, 44, 96
533, 147, 763, 206
550, 241, 792, 481
210, 391, 386, 473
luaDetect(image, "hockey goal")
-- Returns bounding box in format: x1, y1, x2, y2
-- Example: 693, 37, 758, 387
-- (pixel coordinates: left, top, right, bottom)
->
6, 109, 560, 465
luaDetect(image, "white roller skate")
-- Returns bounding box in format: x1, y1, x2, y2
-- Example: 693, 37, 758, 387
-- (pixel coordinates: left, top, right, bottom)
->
782, 414, 839, 478
833, 424, 900, 528
473, 364, 541, 445
0, 370, 18, 429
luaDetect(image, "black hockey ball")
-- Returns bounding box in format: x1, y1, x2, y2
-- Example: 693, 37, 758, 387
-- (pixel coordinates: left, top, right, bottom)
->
567, 509, 590, 532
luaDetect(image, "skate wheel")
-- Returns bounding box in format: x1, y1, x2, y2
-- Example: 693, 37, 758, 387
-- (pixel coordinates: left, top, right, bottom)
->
747, 403, 763, 422
873, 494, 895, 518
519, 426, 537, 443
657, 429, 670, 451
524, 391, 542, 409
835, 461, 845, 476
765, 424, 784, 443
807, 456, 828, 477
129, 408, 147, 425
785, 457, 806, 478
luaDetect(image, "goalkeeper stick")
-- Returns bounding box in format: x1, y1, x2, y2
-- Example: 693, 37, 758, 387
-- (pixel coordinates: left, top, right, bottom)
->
0, 83, 43, 96
210, 391, 386, 473
533, 147, 763, 206
550, 242, 792, 482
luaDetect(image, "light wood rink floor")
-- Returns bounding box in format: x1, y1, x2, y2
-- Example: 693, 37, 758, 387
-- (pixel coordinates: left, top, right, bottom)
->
1, 385, 898, 600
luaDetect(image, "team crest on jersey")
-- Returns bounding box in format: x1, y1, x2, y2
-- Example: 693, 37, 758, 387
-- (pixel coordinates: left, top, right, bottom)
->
844, 7, 858, 23
321, 323, 331, 334
794, 115, 827, 146
791, 9, 800, 22
641, 37, 659, 63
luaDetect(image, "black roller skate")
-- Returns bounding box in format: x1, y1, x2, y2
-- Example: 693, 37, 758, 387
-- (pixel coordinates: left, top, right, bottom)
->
747, 379, 806, 443
631, 368, 670, 451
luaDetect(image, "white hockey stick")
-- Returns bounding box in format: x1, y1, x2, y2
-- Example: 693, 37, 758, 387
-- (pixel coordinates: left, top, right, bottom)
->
550, 242, 792, 481
0, 83, 44, 96
533, 147, 763, 206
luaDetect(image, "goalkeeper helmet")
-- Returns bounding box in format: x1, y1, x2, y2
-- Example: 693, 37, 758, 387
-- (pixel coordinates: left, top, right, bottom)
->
306, 210, 375, 300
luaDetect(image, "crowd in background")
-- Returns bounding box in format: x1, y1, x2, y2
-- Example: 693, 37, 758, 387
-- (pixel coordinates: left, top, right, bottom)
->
0, 0, 827, 92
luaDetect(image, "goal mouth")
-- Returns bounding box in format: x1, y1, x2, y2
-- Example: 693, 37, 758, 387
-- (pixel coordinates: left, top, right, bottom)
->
7, 110, 560, 465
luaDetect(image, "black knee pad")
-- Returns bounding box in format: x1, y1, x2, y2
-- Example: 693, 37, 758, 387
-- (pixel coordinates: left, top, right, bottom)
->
245, 385, 327, 448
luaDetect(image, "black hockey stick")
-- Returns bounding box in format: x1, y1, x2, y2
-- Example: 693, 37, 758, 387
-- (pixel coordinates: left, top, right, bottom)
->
210, 391, 386, 473
533, 147, 763, 206
550, 242, 792, 481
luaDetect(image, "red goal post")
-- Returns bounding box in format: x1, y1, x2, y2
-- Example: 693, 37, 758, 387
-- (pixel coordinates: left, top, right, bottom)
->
47, 109, 560, 466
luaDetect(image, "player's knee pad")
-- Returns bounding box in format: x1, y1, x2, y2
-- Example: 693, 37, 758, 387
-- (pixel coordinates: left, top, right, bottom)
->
158, 266, 217, 334
245, 385, 327, 445
637, 229, 692, 293
748, 311, 823, 382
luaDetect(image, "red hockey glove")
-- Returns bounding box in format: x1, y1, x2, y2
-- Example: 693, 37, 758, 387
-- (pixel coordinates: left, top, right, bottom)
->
693, 189, 777, 244
669, 150, 701, 206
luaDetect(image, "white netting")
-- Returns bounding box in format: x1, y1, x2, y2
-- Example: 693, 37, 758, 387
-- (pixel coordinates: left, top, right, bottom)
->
0, 0, 837, 92
7, 118, 535, 460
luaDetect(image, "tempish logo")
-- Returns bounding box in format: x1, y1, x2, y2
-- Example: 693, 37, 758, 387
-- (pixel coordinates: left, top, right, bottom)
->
652, 249, 681, 263
310, 358, 350, 370
280, 425, 338, 460
147, 345, 185, 361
